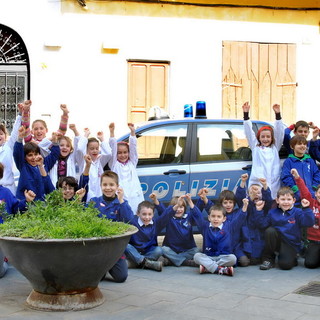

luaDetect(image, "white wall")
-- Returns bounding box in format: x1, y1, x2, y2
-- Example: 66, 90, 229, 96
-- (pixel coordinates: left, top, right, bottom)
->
1, 0, 319, 136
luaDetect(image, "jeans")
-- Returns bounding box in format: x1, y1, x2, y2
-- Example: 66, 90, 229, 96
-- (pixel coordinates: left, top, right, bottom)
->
162, 246, 200, 266
125, 244, 163, 265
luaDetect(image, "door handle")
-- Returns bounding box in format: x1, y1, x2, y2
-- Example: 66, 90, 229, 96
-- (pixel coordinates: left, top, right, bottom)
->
163, 170, 187, 175
242, 165, 252, 171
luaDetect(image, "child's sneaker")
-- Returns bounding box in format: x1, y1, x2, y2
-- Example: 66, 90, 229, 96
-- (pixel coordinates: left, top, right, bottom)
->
215, 266, 234, 276
157, 256, 173, 266
259, 260, 274, 270
199, 265, 208, 274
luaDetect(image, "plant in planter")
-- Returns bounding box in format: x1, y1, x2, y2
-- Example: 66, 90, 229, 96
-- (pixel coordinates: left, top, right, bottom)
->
0, 189, 137, 311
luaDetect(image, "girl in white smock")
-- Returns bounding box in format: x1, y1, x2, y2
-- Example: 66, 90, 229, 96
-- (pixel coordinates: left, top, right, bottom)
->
242, 102, 284, 199
108, 122, 144, 214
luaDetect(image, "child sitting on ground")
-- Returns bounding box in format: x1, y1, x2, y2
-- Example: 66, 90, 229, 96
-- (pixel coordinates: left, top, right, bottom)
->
88, 170, 134, 282
291, 168, 320, 269
125, 197, 180, 271
255, 186, 314, 270
191, 193, 249, 276
149, 193, 200, 267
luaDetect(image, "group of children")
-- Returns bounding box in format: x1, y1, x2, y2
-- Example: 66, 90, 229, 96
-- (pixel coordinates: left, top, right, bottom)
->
0, 99, 320, 280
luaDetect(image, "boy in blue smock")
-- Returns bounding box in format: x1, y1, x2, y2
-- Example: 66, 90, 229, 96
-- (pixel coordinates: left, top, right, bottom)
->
255, 186, 314, 270
125, 197, 180, 271
149, 193, 200, 267
89, 170, 134, 282
191, 193, 249, 276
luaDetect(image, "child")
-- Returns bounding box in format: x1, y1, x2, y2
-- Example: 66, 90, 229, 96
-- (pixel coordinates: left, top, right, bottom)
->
0, 103, 23, 195
192, 196, 249, 276
242, 102, 284, 199
291, 168, 320, 268
149, 193, 200, 267
108, 122, 144, 214
21, 100, 69, 156
255, 186, 314, 270
125, 198, 178, 271
13, 126, 59, 201
84, 128, 112, 201
281, 136, 320, 202
89, 170, 134, 282
0, 162, 36, 278
49, 124, 87, 187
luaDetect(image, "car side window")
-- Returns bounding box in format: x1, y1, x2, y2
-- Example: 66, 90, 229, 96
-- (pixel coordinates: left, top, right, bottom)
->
136, 124, 188, 165
196, 123, 251, 162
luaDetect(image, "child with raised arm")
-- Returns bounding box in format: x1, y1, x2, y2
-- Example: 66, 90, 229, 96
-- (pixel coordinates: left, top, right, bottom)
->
255, 186, 315, 270
192, 195, 249, 276
242, 102, 284, 199
108, 122, 144, 214
21, 100, 69, 156
149, 193, 200, 267
281, 136, 320, 203
13, 126, 59, 201
88, 170, 134, 282
0, 102, 23, 195
291, 168, 320, 268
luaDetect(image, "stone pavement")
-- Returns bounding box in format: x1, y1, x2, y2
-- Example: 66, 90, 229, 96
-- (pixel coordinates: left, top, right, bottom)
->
1, 258, 320, 320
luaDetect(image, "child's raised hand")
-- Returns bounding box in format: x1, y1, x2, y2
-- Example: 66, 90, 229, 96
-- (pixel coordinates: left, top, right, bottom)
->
84, 154, 92, 164
24, 190, 36, 202
116, 187, 124, 203
128, 123, 135, 135
75, 188, 86, 201
60, 104, 69, 115
241, 173, 249, 181
149, 193, 157, 201
35, 154, 44, 166
258, 177, 267, 189
312, 127, 320, 140
185, 193, 194, 208
84, 128, 90, 138
18, 126, 26, 139
272, 103, 280, 114
51, 131, 61, 143
291, 168, 300, 179
301, 198, 310, 208
197, 188, 208, 200
97, 131, 104, 142
255, 200, 265, 211
242, 198, 249, 211
109, 122, 115, 137
242, 101, 250, 112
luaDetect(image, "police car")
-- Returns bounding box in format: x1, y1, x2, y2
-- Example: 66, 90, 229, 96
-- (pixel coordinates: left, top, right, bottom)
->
119, 115, 286, 204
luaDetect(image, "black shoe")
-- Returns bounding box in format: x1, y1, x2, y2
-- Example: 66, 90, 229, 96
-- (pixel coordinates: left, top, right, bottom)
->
142, 259, 163, 271
260, 260, 274, 270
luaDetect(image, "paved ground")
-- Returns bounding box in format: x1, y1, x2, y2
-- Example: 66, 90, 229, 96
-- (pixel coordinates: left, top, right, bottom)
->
1, 256, 320, 320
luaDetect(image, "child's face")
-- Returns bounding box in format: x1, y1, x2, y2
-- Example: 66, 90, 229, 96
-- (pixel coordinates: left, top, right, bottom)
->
259, 130, 272, 147
138, 206, 154, 226
208, 209, 226, 227
87, 141, 100, 161
295, 126, 309, 138
0, 130, 6, 145
32, 121, 48, 141
101, 176, 118, 198
59, 139, 72, 158
25, 151, 40, 167
174, 205, 185, 218
117, 144, 129, 163
248, 185, 262, 202
61, 182, 75, 200
293, 142, 307, 157
276, 193, 295, 211
221, 200, 235, 214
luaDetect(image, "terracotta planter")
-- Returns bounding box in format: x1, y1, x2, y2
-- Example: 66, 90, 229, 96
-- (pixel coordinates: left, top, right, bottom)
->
0, 226, 137, 311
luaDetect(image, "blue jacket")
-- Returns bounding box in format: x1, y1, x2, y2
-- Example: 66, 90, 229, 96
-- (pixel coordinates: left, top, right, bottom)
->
13, 141, 59, 201
129, 205, 175, 254
89, 196, 134, 223
281, 154, 320, 201
192, 205, 247, 257
255, 206, 315, 252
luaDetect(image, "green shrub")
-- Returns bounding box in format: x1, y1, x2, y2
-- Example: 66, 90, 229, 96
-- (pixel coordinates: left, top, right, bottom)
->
0, 190, 131, 239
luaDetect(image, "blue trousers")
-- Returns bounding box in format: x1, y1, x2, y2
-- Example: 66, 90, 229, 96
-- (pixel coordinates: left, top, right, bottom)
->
105, 255, 128, 283
162, 246, 200, 266
125, 244, 163, 265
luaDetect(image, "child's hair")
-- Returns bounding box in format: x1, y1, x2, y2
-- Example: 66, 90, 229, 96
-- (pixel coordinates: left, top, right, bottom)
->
100, 170, 119, 185
208, 204, 226, 217
137, 200, 155, 214
0, 123, 7, 136
277, 186, 295, 198
169, 196, 187, 211
59, 136, 74, 154
87, 137, 99, 147
256, 125, 274, 146
0, 162, 4, 179
289, 135, 307, 149
24, 142, 40, 155
117, 141, 129, 152
32, 119, 48, 129
218, 190, 236, 205
294, 120, 309, 132
57, 176, 78, 190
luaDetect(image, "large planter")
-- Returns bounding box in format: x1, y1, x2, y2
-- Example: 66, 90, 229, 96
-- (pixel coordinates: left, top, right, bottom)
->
0, 226, 137, 311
